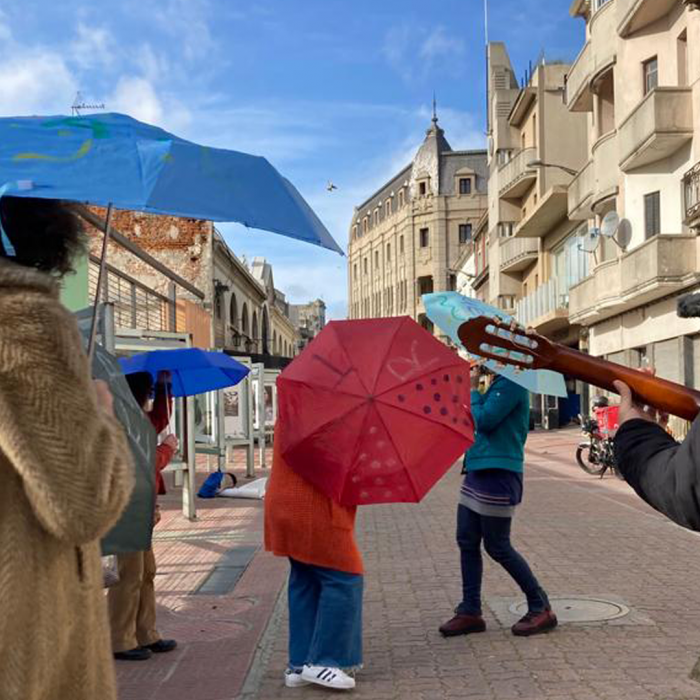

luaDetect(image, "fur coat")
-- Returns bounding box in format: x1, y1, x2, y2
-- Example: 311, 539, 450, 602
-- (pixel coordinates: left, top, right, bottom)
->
0, 259, 135, 700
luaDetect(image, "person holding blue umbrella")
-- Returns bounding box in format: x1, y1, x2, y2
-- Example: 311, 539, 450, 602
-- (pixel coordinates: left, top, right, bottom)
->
108, 370, 179, 661
439, 362, 558, 639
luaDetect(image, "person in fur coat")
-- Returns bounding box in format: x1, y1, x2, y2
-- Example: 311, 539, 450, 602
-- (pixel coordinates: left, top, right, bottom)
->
0, 197, 135, 700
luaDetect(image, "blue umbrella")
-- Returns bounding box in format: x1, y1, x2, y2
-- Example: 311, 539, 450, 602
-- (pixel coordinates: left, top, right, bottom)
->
119, 348, 250, 397
0, 112, 342, 254
423, 292, 567, 398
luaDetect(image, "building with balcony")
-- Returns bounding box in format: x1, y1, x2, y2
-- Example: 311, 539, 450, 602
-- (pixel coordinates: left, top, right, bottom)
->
566, 0, 700, 423
347, 110, 487, 333
483, 43, 590, 426
69, 208, 303, 366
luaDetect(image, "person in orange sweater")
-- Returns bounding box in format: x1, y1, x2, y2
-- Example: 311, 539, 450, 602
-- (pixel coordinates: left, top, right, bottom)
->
108, 371, 179, 661
265, 434, 363, 692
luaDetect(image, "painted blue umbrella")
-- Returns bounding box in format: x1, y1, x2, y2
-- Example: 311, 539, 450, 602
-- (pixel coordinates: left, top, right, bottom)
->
119, 348, 250, 397
423, 292, 567, 398
0, 112, 342, 254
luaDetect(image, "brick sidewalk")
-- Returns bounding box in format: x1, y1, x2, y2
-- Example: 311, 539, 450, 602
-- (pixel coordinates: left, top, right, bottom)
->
244, 428, 700, 700
114, 448, 286, 700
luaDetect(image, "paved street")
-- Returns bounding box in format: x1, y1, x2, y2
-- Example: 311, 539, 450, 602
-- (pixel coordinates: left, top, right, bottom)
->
117, 430, 700, 700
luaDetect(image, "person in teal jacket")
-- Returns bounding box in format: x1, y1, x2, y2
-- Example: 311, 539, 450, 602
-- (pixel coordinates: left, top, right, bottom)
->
439, 366, 557, 638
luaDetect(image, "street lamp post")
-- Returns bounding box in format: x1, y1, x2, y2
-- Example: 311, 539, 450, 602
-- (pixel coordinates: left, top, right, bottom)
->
527, 159, 579, 177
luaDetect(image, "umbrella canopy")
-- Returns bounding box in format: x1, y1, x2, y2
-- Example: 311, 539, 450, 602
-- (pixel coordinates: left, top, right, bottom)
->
0, 112, 342, 254
120, 348, 249, 397
75, 308, 155, 554
423, 292, 567, 398
277, 317, 475, 506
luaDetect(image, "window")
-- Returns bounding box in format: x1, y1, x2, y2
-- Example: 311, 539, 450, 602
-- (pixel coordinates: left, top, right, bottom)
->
643, 57, 658, 95
644, 191, 661, 239
399, 235, 405, 254
373, 210, 379, 226
352, 225, 358, 240
459, 178, 472, 195
375, 251, 380, 268
386, 243, 391, 262
362, 218, 369, 235
363, 258, 368, 275
398, 189, 405, 207
459, 223, 473, 244
386, 200, 392, 217
678, 30, 688, 87
497, 150, 512, 166
449, 274, 457, 291
417, 276, 434, 295
595, 0, 612, 9
498, 222, 515, 238
419, 182, 427, 196
353, 263, 357, 280
419, 228, 429, 247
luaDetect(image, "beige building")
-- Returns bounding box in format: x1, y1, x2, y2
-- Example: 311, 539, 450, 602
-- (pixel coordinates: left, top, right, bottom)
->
455, 45, 589, 425
347, 113, 488, 335
563, 0, 700, 429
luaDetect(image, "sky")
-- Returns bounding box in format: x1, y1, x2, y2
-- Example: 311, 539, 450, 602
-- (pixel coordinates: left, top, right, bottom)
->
0, 0, 584, 319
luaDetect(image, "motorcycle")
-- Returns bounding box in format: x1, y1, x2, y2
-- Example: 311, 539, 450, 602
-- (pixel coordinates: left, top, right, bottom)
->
576, 414, 622, 479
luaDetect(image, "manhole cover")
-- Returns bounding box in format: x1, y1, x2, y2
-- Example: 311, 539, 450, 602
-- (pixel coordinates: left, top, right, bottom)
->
508, 597, 630, 623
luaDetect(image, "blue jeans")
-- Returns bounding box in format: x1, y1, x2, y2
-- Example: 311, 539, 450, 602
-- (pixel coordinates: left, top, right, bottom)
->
288, 559, 363, 670
456, 505, 549, 616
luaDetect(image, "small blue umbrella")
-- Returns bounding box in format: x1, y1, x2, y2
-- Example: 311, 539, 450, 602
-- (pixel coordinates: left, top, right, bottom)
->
423, 292, 567, 398
0, 112, 342, 254
119, 348, 250, 397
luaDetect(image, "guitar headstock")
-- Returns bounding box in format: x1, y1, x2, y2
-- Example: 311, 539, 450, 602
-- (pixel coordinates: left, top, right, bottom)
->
457, 316, 556, 371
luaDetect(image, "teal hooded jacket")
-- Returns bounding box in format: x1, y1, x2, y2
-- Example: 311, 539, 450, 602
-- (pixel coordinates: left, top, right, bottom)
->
464, 375, 530, 473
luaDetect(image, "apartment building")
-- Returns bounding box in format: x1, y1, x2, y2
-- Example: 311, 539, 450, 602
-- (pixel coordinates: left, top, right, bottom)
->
347, 113, 488, 334
462, 44, 589, 425
565, 0, 700, 429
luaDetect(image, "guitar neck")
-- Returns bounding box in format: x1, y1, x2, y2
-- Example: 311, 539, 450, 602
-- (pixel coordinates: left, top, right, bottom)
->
549, 345, 700, 422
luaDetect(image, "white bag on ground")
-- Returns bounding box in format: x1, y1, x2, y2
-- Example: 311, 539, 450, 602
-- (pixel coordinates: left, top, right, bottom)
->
219, 477, 268, 500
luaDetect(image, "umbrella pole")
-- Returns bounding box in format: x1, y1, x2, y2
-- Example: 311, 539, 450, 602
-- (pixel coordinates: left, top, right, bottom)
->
87, 203, 114, 362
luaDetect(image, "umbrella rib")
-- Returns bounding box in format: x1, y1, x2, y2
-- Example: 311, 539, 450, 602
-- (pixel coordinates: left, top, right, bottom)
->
372, 319, 408, 395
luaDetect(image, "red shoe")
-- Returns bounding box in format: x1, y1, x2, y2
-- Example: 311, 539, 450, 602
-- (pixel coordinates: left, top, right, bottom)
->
511, 609, 558, 637
439, 613, 486, 637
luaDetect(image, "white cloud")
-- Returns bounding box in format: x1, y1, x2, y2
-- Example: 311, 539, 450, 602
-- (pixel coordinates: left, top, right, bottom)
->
70, 22, 117, 70
0, 50, 77, 115
150, 0, 216, 62
420, 26, 466, 61
382, 23, 467, 83
107, 76, 192, 132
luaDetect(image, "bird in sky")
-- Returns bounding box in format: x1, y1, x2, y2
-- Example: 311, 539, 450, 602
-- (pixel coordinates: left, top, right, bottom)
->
326, 181, 338, 192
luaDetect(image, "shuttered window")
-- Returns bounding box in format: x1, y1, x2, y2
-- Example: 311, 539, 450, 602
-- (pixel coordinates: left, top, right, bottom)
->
644, 192, 661, 239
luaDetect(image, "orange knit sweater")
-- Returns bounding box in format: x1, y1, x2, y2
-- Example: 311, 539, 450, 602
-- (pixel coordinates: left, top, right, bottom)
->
264, 439, 364, 575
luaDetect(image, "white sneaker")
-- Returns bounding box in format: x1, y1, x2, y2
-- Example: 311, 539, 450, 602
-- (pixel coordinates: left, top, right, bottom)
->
301, 665, 356, 690
284, 669, 310, 688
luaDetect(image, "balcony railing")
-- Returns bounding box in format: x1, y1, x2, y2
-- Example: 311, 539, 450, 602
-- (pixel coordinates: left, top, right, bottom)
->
89, 257, 175, 332
619, 88, 693, 171
683, 162, 700, 229
567, 160, 594, 220
515, 279, 568, 330
592, 131, 619, 208
569, 235, 699, 324
500, 236, 539, 273
498, 148, 537, 200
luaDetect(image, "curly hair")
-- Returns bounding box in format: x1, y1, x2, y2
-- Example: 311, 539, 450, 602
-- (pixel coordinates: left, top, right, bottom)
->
0, 196, 87, 276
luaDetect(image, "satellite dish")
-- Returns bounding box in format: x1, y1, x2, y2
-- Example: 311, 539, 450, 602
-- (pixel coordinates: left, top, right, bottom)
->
616, 218, 632, 250
579, 228, 601, 254
601, 211, 620, 238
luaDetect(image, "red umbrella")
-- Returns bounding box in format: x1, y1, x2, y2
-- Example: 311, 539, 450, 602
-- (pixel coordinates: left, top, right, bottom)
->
276, 317, 474, 506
